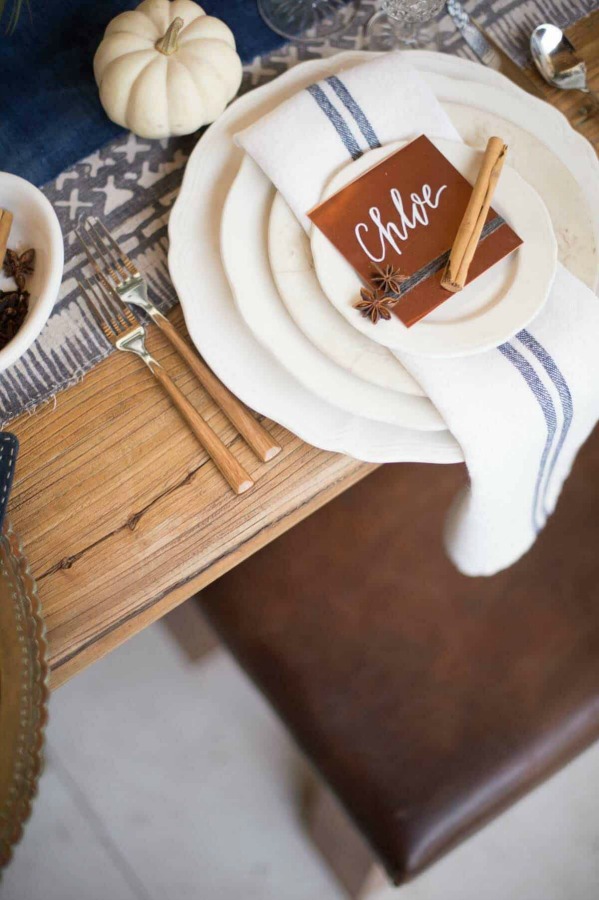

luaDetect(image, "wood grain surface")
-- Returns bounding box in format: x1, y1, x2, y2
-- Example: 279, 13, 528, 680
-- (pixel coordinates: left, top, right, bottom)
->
7, 12, 599, 689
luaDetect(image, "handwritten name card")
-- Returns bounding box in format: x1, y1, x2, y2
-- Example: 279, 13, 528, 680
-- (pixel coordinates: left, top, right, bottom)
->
308, 136, 522, 327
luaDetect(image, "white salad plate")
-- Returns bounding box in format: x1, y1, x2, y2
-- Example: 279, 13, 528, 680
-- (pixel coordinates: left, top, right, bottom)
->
169, 51, 599, 464
269, 192, 425, 395
222, 155, 444, 429
312, 139, 557, 357
270, 82, 598, 381
269, 74, 597, 384
223, 70, 581, 417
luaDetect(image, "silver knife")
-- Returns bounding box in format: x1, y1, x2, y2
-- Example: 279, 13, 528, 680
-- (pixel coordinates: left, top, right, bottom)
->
446, 0, 546, 100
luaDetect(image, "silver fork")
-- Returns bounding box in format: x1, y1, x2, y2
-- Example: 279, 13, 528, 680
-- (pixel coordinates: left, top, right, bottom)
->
76, 218, 281, 463
78, 275, 254, 496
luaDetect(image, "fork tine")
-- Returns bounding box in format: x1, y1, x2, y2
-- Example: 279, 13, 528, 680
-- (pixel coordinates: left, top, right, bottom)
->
76, 224, 123, 299
76, 224, 142, 331
84, 221, 124, 286
78, 279, 115, 343
118, 300, 139, 329
93, 218, 139, 277
91, 266, 140, 330
91, 273, 131, 334
76, 226, 124, 306
87, 277, 123, 337
76, 225, 106, 280
88, 218, 130, 283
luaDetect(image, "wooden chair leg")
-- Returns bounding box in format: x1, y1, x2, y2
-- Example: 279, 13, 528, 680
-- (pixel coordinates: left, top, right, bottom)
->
357, 867, 394, 900
305, 780, 388, 898
160, 597, 219, 663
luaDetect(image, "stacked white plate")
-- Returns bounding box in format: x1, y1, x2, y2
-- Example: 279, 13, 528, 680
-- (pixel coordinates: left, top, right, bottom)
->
168, 50, 599, 464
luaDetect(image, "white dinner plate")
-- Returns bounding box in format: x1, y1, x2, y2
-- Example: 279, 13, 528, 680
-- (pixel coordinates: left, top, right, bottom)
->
169, 51, 599, 463
223, 67, 594, 426
270, 89, 597, 382
312, 139, 557, 357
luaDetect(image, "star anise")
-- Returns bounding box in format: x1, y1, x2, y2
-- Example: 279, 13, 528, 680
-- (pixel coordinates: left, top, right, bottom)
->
3, 248, 35, 291
369, 264, 408, 296
0, 290, 22, 309
354, 286, 398, 325
0, 289, 29, 349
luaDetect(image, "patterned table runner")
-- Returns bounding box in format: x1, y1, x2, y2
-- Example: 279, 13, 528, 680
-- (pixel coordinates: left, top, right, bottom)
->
1, 0, 594, 425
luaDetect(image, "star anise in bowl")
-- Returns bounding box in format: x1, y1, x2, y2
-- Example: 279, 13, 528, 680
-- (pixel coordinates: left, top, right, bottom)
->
370, 264, 408, 296
3, 248, 36, 291
0, 289, 30, 350
354, 286, 398, 325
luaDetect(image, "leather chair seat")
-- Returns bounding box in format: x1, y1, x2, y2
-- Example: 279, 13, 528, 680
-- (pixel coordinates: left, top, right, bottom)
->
199, 429, 599, 884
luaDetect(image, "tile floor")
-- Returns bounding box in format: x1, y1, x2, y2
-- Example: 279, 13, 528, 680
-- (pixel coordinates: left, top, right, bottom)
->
2, 599, 599, 900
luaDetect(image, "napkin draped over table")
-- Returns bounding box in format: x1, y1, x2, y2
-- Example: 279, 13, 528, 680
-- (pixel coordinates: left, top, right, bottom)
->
237, 52, 599, 576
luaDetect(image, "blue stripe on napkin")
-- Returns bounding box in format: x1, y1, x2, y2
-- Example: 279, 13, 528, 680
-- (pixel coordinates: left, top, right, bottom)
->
516, 329, 573, 516
306, 84, 362, 160
324, 76, 381, 151
498, 341, 559, 533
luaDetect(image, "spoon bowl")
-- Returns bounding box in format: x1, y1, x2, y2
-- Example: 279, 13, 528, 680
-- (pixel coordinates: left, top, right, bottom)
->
530, 23, 590, 93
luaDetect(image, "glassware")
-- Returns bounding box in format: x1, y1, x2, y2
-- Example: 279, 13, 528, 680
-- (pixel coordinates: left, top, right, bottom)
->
365, 0, 444, 49
258, 0, 360, 42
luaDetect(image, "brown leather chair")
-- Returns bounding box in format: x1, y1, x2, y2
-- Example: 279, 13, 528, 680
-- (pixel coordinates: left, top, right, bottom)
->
199, 426, 599, 885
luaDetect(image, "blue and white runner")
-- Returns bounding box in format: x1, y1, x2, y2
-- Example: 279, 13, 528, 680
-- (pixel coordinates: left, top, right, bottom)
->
0, 0, 594, 424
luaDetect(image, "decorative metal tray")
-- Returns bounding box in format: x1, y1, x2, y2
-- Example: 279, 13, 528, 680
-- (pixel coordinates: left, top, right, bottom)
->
0, 521, 48, 868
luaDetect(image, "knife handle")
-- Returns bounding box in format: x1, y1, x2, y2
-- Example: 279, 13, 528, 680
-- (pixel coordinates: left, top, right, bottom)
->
150, 310, 282, 463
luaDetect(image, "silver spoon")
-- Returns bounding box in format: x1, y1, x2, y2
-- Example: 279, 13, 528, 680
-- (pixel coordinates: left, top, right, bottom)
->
530, 23, 599, 112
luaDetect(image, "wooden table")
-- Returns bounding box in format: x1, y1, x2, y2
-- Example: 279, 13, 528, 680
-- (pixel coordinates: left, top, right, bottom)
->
8, 13, 599, 689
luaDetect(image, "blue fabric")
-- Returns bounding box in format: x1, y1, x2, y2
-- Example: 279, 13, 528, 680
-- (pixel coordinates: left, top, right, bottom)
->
0, 1, 286, 186
0, 433, 18, 530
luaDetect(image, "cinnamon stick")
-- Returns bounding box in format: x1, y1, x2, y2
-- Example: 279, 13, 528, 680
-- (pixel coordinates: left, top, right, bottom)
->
441, 137, 508, 293
0, 209, 13, 271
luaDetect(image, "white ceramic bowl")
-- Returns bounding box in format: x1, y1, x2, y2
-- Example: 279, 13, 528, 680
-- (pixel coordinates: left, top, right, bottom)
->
0, 172, 63, 371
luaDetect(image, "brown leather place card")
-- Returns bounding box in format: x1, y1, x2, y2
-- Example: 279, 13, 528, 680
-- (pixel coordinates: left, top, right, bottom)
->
308, 135, 523, 327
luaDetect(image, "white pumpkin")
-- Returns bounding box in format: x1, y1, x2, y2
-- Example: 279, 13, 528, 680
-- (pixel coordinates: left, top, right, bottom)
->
94, 0, 242, 139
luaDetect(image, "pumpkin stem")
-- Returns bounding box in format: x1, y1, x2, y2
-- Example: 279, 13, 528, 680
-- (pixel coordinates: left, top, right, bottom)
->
156, 17, 184, 55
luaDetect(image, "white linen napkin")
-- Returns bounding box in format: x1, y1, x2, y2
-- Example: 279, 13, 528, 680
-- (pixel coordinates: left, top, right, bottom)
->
236, 52, 599, 576
236, 53, 461, 231
395, 264, 599, 575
